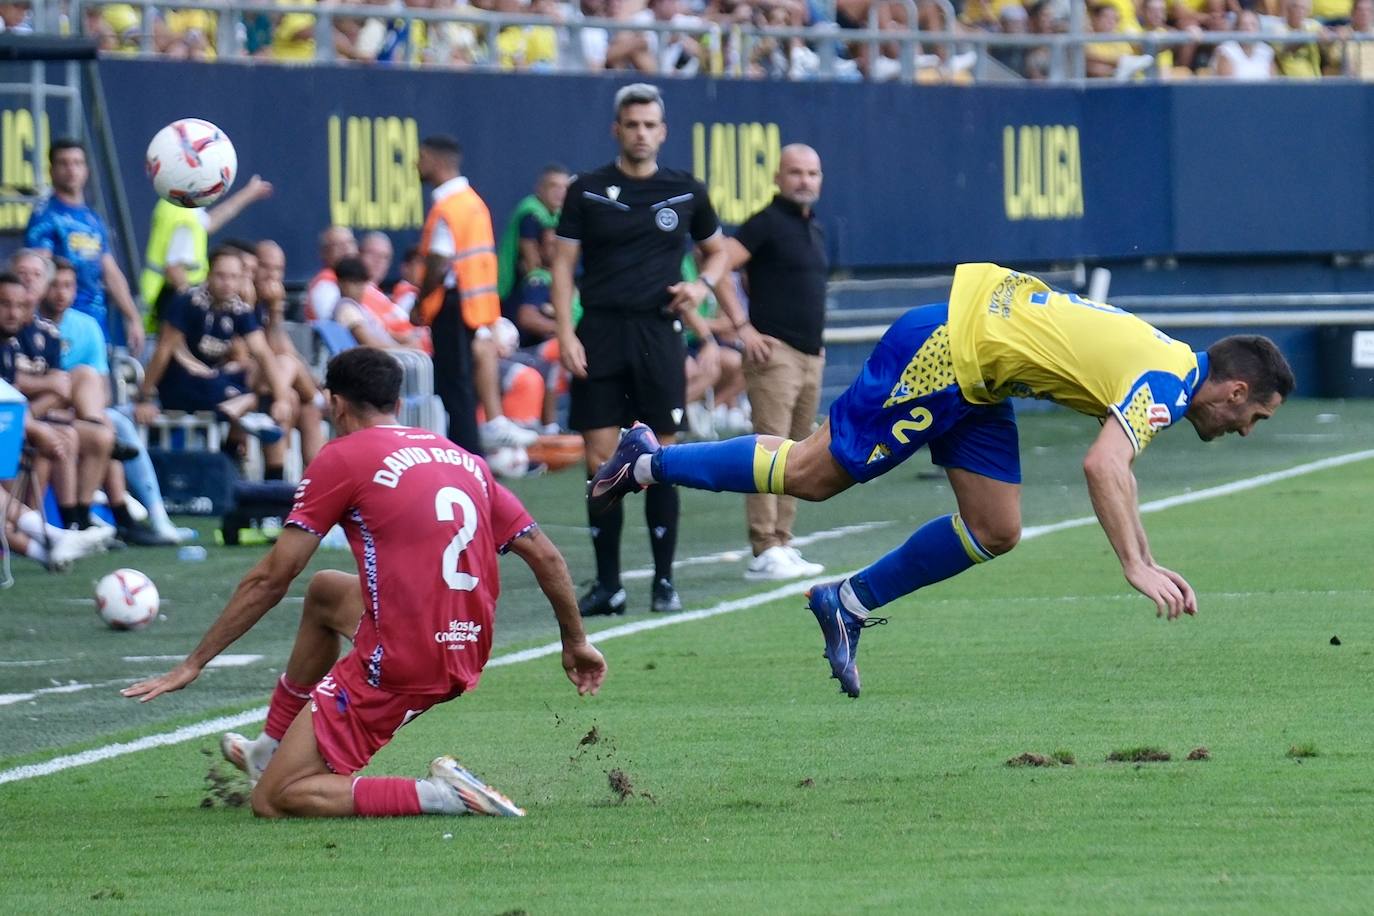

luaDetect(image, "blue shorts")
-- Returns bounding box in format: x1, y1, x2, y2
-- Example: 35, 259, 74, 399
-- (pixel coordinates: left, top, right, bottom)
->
828, 303, 1021, 485
158, 365, 249, 413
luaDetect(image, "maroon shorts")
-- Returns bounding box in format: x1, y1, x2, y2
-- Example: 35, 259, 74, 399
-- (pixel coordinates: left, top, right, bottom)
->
310, 656, 457, 775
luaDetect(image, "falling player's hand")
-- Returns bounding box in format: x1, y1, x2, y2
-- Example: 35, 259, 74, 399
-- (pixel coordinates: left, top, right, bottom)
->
1124, 562, 1193, 621
562, 641, 607, 696
121, 661, 202, 703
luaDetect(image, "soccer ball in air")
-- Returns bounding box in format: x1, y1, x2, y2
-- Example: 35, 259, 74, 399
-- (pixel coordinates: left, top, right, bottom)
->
145, 119, 237, 207
94, 569, 160, 630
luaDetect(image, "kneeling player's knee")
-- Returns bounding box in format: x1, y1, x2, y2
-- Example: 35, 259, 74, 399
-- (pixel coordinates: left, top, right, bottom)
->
250, 786, 284, 819
788, 474, 840, 502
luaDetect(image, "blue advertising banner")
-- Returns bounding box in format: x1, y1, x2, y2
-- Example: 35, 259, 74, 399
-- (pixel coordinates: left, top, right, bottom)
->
77, 61, 1374, 283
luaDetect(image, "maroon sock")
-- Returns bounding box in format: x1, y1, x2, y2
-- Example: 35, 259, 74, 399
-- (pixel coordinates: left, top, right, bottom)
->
352, 777, 423, 817
264, 675, 315, 741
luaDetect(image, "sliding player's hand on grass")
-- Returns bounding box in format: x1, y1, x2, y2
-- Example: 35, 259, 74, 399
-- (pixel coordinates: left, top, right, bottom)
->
562, 642, 607, 696
121, 661, 202, 703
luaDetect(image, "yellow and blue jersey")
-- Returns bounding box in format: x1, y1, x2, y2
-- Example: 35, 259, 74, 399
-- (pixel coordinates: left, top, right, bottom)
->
947, 263, 1206, 454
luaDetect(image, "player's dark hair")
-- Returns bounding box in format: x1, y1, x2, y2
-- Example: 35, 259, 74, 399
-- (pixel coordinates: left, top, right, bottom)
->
51, 256, 76, 277
1207, 335, 1296, 403
48, 138, 87, 165
420, 135, 462, 165
541, 162, 570, 179
326, 347, 402, 412
334, 257, 369, 284
0, 270, 23, 289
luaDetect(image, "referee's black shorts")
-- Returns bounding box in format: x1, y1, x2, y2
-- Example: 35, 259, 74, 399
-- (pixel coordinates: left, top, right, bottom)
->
569, 310, 686, 435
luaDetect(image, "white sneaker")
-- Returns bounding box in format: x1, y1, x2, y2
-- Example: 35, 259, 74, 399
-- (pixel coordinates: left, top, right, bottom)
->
781, 545, 825, 577
744, 545, 807, 581
480, 415, 539, 449
47, 526, 114, 570
684, 402, 715, 440
427, 756, 525, 817
238, 412, 284, 445
220, 731, 275, 787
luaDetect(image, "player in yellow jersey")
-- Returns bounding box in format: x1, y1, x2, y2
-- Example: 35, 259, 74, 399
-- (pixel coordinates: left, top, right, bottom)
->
588, 263, 1295, 697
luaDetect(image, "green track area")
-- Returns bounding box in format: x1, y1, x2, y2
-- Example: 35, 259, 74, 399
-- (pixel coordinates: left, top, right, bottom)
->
2, 400, 1373, 912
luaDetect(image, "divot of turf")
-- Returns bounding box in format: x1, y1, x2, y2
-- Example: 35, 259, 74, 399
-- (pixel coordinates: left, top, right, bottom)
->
1107, 746, 1171, 763
1052, 749, 1076, 765
1187, 746, 1211, 761
1006, 753, 1056, 768
1287, 742, 1320, 759
798, 777, 816, 788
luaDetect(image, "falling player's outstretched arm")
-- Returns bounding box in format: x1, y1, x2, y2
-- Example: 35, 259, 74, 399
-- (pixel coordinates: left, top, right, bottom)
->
1083, 418, 1198, 621
507, 528, 607, 696
121, 528, 322, 702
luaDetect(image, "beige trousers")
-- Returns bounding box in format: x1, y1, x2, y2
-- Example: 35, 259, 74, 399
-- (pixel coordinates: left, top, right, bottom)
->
743, 340, 825, 555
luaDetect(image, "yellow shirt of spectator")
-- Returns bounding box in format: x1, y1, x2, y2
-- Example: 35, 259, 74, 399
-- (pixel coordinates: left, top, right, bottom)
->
947, 263, 1204, 454
1312, 0, 1352, 20
163, 9, 217, 58
101, 4, 142, 52
273, 0, 317, 61
1274, 21, 1324, 76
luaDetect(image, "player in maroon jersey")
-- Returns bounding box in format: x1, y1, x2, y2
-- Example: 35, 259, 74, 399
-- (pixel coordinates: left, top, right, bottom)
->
123, 347, 606, 819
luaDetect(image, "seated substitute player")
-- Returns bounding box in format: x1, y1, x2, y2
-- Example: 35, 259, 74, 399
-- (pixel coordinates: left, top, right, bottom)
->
135, 247, 294, 445
123, 347, 607, 819
590, 262, 1295, 697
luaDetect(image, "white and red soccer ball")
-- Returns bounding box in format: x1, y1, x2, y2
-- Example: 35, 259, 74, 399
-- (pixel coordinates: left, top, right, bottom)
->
94, 568, 160, 630
145, 118, 237, 208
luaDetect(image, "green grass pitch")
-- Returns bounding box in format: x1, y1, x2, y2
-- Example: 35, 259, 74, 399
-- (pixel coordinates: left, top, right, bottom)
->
1, 401, 1372, 913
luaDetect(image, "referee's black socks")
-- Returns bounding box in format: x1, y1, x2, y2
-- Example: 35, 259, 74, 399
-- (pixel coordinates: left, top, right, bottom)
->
588, 499, 624, 588
645, 484, 679, 584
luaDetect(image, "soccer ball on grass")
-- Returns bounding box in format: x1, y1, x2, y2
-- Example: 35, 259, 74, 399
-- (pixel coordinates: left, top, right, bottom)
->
145, 118, 237, 208
94, 568, 160, 630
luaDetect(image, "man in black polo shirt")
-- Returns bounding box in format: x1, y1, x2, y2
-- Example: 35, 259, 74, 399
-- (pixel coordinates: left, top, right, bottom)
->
552, 82, 729, 617
720, 144, 829, 581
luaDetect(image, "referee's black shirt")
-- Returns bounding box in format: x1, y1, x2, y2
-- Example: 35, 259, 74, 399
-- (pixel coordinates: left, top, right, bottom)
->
557, 162, 720, 315
734, 195, 828, 355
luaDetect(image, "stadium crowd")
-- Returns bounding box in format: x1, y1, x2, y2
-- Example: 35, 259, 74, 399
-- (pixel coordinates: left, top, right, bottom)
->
2, 0, 1373, 79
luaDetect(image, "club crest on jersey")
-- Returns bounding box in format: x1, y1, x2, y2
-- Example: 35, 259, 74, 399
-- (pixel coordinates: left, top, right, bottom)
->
606, 185, 620, 201
1147, 403, 1171, 429
655, 207, 679, 232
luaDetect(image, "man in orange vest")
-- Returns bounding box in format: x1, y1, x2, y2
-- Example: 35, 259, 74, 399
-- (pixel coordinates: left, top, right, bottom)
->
414, 135, 537, 454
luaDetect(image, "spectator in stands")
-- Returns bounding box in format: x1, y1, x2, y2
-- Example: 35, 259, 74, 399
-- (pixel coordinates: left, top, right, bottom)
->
502, 265, 567, 432
1314, 0, 1353, 23
156, 7, 217, 59
329, 257, 395, 349
1022, 0, 1062, 80
27, 255, 185, 544
136, 248, 295, 455
84, 4, 141, 53
603, 0, 660, 70
0, 0, 33, 33
1274, 0, 1331, 76
306, 225, 359, 321
0, 271, 117, 533
1215, 8, 1279, 75
359, 231, 395, 290
990, 4, 1033, 76
494, 0, 560, 70
414, 134, 537, 453
1335, 0, 1374, 75
497, 163, 570, 304
354, 231, 431, 351
1085, 4, 1137, 76
271, 0, 320, 60
421, 0, 484, 67
25, 139, 145, 354
1138, 0, 1187, 72
254, 239, 326, 466
634, 0, 708, 76
140, 175, 273, 329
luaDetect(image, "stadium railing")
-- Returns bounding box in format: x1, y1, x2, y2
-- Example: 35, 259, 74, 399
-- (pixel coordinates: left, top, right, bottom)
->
37, 0, 1374, 84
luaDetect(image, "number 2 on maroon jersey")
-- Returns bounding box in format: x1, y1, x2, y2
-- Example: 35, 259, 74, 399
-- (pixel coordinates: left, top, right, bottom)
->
435, 486, 479, 591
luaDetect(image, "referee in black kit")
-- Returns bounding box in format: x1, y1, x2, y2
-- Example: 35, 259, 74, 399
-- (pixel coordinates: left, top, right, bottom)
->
551, 83, 730, 617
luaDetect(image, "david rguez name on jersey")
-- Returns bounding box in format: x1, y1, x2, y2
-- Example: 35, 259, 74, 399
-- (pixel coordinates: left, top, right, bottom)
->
372, 445, 489, 489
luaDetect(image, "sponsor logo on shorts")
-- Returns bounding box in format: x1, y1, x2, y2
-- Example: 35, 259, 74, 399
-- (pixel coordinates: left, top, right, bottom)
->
866, 443, 891, 464
436, 619, 482, 649
655, 208, 679, 232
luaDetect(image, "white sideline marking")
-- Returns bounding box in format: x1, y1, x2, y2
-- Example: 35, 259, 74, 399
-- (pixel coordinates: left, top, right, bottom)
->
0, 659, 70, 668
620, 521, 892, 580
2, 448, 1371, 786
122, 654, 264, 668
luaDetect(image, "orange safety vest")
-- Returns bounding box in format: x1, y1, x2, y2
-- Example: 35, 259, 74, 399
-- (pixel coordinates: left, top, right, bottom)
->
418, 184, 500, 330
